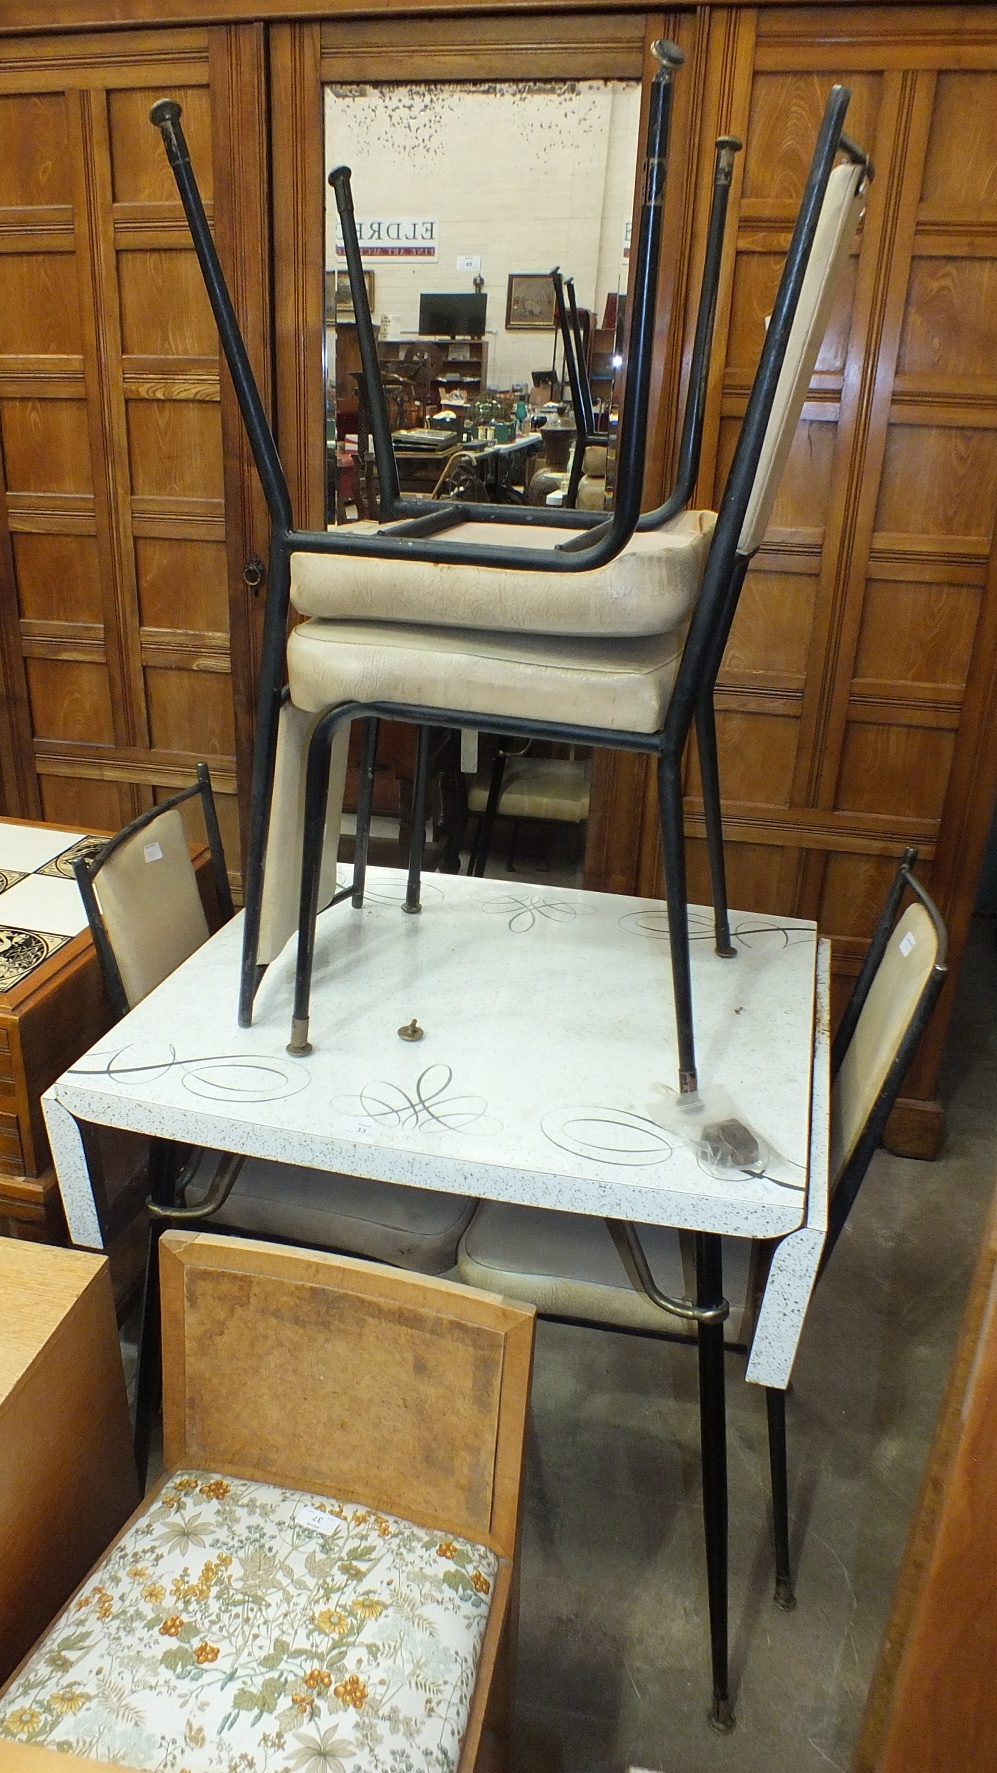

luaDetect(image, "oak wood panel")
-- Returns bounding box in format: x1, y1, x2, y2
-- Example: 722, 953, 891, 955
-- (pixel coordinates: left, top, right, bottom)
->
855, 1170, 997, 1773
0, 0, 958, 32
0, 26, 267, 881
586, 11, 997, 1155
319, 11, 649, 80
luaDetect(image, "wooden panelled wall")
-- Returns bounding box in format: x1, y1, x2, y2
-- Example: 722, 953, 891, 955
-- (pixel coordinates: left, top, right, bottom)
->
587, 5, 997, 1154
0, 2, 995, 1155
0, 24, 271, 877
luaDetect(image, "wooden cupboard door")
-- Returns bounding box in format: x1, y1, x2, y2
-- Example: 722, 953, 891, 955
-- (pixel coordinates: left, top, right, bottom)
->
0, 27, 270, 888
591, 7, 997, 1152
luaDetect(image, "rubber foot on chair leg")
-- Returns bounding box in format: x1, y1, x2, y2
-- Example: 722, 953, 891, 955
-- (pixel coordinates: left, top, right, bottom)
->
716, 942, 737, 959
774, 1578, 797, 1611
709, 1696, 736, 1734
287, 1018, 313, 1057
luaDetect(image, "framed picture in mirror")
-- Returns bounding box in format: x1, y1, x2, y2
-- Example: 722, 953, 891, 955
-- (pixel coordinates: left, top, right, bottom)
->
506, 274, 557, 331
326, 270, 375, 324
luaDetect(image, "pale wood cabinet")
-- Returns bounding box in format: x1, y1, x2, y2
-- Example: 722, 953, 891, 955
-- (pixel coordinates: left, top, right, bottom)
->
0, 1239, 139, 1682
0, 1, 994, 1158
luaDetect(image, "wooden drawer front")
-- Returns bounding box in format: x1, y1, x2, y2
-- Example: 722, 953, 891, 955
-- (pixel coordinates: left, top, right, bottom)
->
0, 1109, 25, 1175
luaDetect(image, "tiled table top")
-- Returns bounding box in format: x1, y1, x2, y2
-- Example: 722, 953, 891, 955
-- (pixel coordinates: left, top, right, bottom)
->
0, 823, 103, 995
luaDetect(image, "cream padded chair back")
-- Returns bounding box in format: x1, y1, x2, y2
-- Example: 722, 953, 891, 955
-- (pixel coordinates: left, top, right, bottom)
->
830, 901, 940, 1184
93, 805, 209, 1008
738, 160, 865, 556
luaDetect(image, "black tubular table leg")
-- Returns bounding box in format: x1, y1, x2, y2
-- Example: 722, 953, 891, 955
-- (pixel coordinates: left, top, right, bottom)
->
656, 749, 699, 1094
766, 1386, 796, 1609
696, 1231, 734, 1731
695, 692, 735, 958
133, 1138, 179, 1488
289, 709, 342, 1056
404, 724, 432, 914
470, 748, 508, 878
352, 716, 380, 908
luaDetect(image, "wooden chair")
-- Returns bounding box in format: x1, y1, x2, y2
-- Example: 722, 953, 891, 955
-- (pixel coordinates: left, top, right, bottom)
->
73, 767, 478, 1479
456, 850, 947, 1722
0, 1230, 536, 1773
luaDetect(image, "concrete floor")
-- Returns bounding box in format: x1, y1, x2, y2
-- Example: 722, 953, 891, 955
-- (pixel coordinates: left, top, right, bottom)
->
512, 914, 997, 1773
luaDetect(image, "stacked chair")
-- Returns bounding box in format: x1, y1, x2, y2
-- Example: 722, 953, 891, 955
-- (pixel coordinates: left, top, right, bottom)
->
152, 56, 870, 1105
151, 49, 873, 1730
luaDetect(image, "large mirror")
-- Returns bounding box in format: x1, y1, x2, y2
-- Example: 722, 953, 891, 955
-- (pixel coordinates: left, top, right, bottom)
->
322, 78, 640, 884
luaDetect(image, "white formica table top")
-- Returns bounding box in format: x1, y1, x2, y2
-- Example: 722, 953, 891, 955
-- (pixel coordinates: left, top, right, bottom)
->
44, 869, 821, 1274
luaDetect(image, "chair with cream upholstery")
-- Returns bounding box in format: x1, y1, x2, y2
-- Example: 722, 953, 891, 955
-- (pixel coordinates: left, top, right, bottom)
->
457, 849, 947, 1703
0, 1229, 536, 1773
74, 769, 478, 1479
151, 66, 869, 1103
282, 117, 867, 1068
465, 743, 591, 876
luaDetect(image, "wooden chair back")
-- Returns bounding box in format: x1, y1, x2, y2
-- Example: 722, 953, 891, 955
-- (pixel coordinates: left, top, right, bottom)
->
159, 1229, 536, 1559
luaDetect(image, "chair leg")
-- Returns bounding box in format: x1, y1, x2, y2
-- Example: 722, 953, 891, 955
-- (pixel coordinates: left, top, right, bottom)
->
239, 543, 292, 1028
470, 748, 508, 878
289, 710, 340, 1056
404, 724, 432, 914
695, 692, 735, 958
696, 1231, 734, 1731
507, 818, 522, 873
656, 750, 698, 1094
133, 1138, 178, 1488
766, 1386, 796, 1609
352, 716, 380, 909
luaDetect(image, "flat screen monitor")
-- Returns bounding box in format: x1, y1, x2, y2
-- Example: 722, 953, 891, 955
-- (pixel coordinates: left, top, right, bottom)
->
418, 292, 487, 338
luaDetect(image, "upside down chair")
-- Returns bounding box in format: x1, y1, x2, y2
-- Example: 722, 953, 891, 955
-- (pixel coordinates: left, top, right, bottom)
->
152, 53, 869, 1099
152, 50, 872, 1730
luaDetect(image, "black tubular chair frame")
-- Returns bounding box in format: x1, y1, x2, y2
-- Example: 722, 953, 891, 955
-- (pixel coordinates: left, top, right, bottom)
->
151, 75, 870, 1107
551, 267, 597, 510
556, 133, 743, 537
286, 89, 870, 1077
73, 761, 233, 1021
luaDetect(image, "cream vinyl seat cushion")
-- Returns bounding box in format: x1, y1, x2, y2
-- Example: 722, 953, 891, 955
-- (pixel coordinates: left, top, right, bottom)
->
189, 1156, 476, 1275
466, 757, 591, 824
457, 1201, 760, 1344
291, 509, 715, 638
287, 620, 686, 734
0, 1468, 496, 1773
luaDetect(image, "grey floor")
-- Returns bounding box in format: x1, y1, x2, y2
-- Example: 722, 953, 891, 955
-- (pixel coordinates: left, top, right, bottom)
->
512, 910, 997, 1773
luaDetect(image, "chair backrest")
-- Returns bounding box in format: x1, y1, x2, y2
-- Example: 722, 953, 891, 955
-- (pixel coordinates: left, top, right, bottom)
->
737, 158, 866, 556
826, 857, 947, 1260
159, 1230, 536, 1559
74, 763, 232, 1016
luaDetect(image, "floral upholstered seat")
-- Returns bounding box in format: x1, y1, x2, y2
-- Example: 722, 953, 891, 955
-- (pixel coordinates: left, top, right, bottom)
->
0, 1469, 497, 1773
